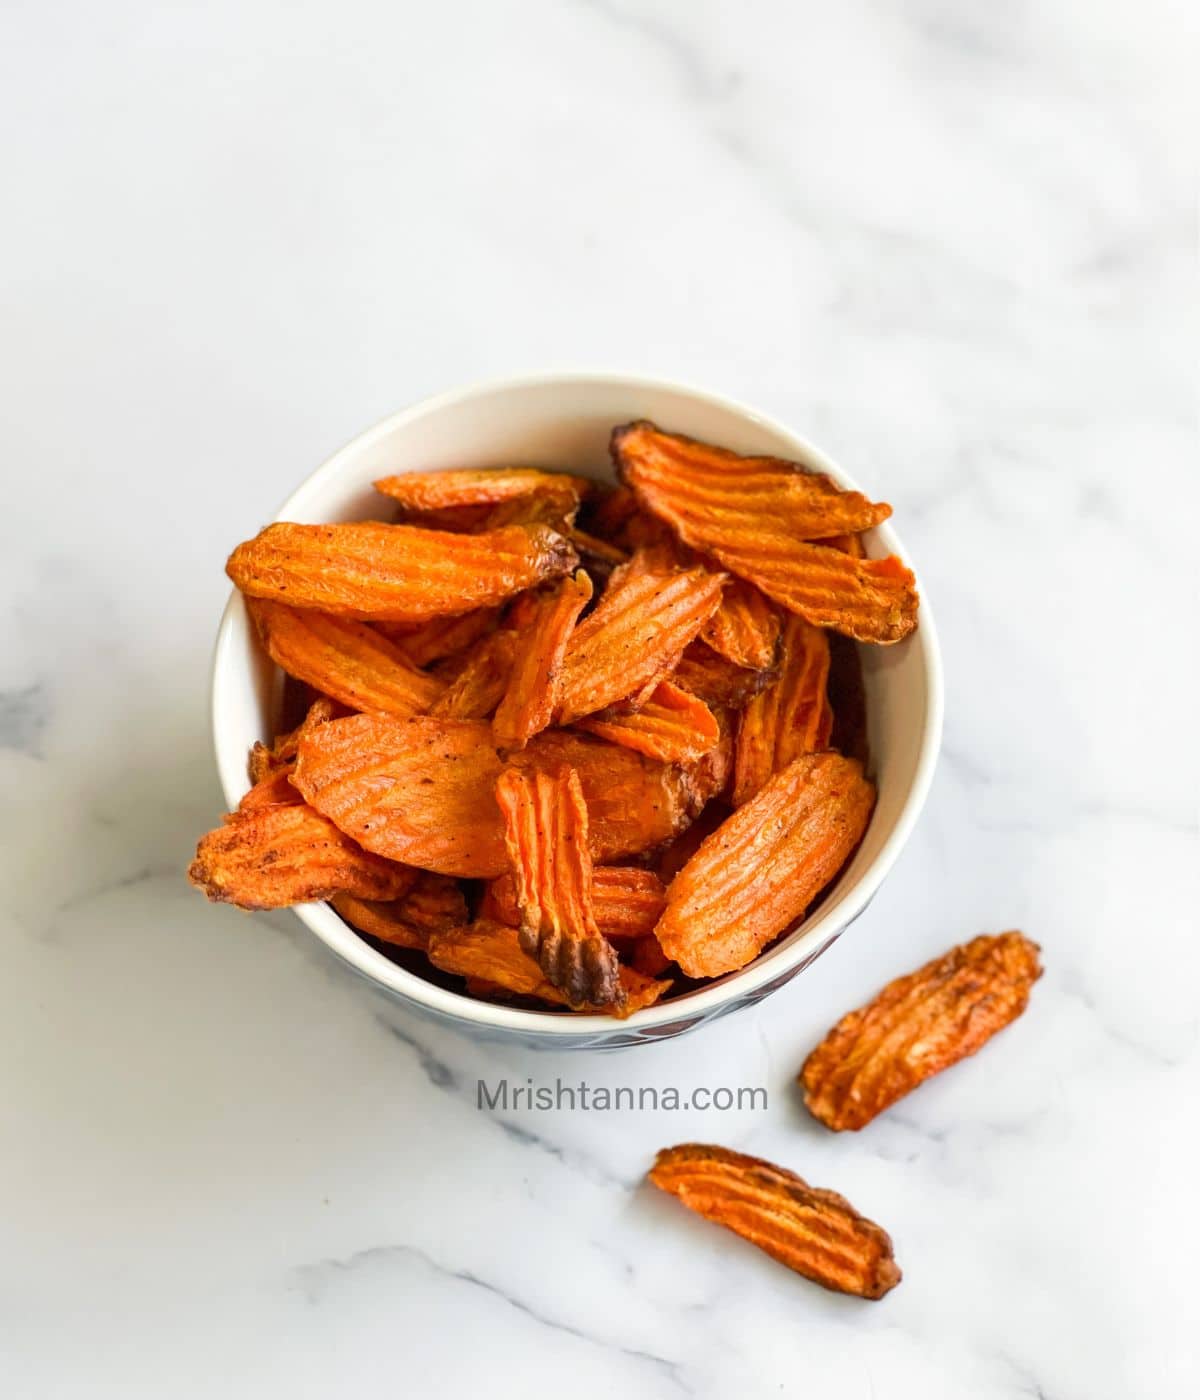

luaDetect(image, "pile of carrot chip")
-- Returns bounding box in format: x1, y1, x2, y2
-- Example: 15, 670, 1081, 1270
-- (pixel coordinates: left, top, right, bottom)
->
190, 421, 919, 1016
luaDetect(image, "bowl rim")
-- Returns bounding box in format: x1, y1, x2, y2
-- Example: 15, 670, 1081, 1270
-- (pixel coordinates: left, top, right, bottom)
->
210, 370, 943, 1036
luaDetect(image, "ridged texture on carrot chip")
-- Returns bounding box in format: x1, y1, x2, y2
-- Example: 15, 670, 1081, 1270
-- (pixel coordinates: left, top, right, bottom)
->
292, 716, 694, 878
613, 421, 917, 643
226, 521, 577, 622
554, 552, 725, 723
700, 579, 780, 671
428, 920, 670, 1016
189, 803, 413, 910
575, 680, 720, 765
495, 765, 623, 1009
483, 866, 666, 941
800, 932, 1043, 1131
493, 571, 593, 749
654, 752, 875, 978
249, 599, 444, 718
648, 1144, 901, 1299
732, 614, 832, 807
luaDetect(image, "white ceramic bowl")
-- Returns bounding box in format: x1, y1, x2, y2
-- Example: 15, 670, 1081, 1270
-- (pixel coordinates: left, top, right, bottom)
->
211, 373, 942, 1049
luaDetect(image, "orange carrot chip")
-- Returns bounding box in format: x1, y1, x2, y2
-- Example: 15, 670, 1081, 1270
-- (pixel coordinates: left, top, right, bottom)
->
226, 521, 577, 622
483, 865, 666, 941
554, 552, 725, 723
800, 932, 1043, 1131
654, 752, 875, 978
249, 599, 445, 718
493, 571, 593, 749
188, 803, 412, 910
373, 467, 589, 514
732, 614, 832, 807
494, 765, 623, 1009
700, 579, 780, 672
649, 1144, 901, 1299
575, 680, 720, 766
613, 422, 917, 643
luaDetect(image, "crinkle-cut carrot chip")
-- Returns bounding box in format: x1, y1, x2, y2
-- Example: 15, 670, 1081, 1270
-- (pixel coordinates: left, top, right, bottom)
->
373, 467, 589, 515
382, 607, 502, 668
248, 599, 445, 718
248, 697, 339, 784
428, 920, 670, 1016
707, 543, 918, 645
188, 802, 412, 910
670, 640, 774, 711
292, 716, 694, 878
483, 866, 667, 941
493, 572, 593, 749
236, 768, 302, 813
648, 1144, 901, 1299
226, 520, 577, 622
554, 552, 725, 724
732, 615, 832, 808
331, 871, 466, 950
612, 422, 917, 643
495, 765, 623, 1009
800, 932, 1043, 1131
654, 752, 875, 978
575, 681, 720, 766
612, 419, 890, 540
700, 579, 780, 672
429, 630, 518, 719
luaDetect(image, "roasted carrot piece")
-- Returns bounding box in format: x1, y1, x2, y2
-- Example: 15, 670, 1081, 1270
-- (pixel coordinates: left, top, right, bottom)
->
700, 579, 780, 671
654, 752, 875, 978
330, 871, 466, 950
429, 630, 518, 719
188, 803, 413, 910
612, 420, 890, 540
482, 865, 667, 940
493, 571, 593, 749
373, 467, 589, 514
495, 765, 623, 1009
732, 615, 832, 807
613, 422, 917, 643
248, 599, 445, 718
648, 1145, 901, 1299
427, 920, 670, 1016
226, 521, 577, 622
247, 697, 339, 784
554, 552, 725, 723
575, 680, 720, 765
292, 716, 695, 878
800, 933, 1042, 1131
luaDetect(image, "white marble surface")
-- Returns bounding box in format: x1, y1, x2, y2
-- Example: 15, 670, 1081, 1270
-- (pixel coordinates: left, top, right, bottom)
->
2, 2, 1196, 1395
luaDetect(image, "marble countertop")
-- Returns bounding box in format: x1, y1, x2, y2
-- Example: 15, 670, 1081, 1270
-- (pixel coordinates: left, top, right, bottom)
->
2, 2, 1195, 1396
